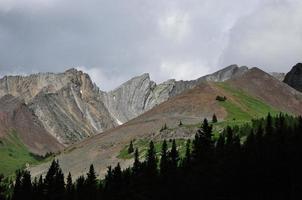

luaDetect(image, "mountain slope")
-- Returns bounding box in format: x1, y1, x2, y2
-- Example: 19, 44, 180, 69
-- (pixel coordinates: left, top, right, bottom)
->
30, 67, 298, 179
101, 65, 248, 124
0, 95, 63, 154
0, 69, 117, 145
228, 67, 302, 115
0, 95, 64, 175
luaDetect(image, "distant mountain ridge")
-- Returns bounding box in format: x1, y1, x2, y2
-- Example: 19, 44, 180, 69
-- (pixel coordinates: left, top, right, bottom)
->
30, 66, 302, 178
101, 64, 248, 124
0, 64, 248, 148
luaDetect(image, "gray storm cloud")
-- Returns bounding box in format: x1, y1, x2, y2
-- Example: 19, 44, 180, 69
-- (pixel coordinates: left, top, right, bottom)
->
0, 0, 301, 90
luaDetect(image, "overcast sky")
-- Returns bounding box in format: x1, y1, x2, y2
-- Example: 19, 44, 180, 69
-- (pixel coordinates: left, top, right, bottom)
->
0, 0, 301, 90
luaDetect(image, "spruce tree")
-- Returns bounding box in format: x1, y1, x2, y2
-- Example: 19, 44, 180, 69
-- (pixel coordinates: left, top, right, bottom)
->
212, 114, 218, 123
21, 170, 33, 200
75, 176, 85, 200
66, 172, 74, 200
44, 160, 65, 200
169, 139, 179, 170
12, 170, 22, 200
132, 148, 141, 176
146, 141, 157, 177
86, 165, 98, 200
183, 139, 191, 167
128, 141, 134, 154
160, 140, 168, 176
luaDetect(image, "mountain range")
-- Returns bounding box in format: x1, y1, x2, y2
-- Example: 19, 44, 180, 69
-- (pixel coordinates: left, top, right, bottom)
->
1, 63, 302, 177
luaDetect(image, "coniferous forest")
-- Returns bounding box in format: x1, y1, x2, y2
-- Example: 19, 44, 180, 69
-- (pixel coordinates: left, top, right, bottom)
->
1, 113, 302, 200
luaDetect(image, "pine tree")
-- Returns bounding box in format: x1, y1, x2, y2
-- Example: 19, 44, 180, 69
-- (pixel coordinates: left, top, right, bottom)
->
146, 141, 157, 177
169, 139, 179, 170
66, 172, 74, 200
179, 120, 183, 126
12, 170, 22, 200
128, 141, 134, 154
160, 140, 168, 176
75, 176, 85, 200
132, 148, 141, 176
21, 170, 32, 200
183, 139, 191, 167
86, 164, 98, 200
212, 114, 218, 123
44, 160, 65, 200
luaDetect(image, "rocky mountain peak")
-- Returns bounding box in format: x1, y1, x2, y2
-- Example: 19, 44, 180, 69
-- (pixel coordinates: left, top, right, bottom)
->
284, 63, 302, 92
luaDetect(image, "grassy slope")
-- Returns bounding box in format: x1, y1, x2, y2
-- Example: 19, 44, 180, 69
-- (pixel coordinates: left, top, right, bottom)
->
118, 82, 282, 159
215, 82, 279, 121
0, 131, 49, 176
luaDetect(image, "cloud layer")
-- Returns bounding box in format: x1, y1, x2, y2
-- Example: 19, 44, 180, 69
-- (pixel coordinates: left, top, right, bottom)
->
0, 0, 301, 90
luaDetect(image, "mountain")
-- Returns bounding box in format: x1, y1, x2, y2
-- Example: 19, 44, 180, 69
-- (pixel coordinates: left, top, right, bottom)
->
284, 63, 302, 92
0, 69, 117, 145
0, 95, 63, 155
100, 65, 248, 124
30, 67, 302, 178
270, 72, 285, 81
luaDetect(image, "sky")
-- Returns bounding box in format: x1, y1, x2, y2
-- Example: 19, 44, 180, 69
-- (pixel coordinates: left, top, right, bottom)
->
0, 0, 301, 91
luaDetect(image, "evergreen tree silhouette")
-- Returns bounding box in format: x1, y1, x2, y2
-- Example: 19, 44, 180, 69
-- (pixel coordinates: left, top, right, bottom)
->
146, 141, 157, 177
212, 114, 218, 123
169, 139, 179, 171
160, 140, 168, 176
85, 165, 98, 200
128, 141, 134, 154
132, 148, 141, 176
11, 170, 22, 200
66, 172, 74, 200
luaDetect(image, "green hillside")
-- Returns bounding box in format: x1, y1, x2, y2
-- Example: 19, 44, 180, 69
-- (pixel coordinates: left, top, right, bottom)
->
0, 131, 49, 176
117, 83, 283, 160
215, 82, 280, 121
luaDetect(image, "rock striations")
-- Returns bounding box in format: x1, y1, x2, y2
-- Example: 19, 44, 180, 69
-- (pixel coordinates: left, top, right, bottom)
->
101, 64, 248, 124
0, 64, 248, 148
0, 69, 117, 146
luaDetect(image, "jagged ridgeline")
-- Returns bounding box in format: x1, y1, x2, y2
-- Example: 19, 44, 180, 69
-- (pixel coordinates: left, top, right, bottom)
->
2, 114, 302, 200
1, 64, 302, 180
0, 65, 250, 176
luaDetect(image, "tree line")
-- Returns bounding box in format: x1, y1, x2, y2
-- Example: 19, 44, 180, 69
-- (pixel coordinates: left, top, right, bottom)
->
1, 113, 302, 200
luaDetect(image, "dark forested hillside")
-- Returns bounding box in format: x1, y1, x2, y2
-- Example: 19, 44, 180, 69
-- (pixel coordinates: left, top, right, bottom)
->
1, 113, 302, 200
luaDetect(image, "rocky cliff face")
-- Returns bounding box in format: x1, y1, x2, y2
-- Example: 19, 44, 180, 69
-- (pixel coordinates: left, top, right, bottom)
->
0, 69, 117, 145
284, 63, 302, 92
101, 65, 248, 124
0, 65, 249, 146
0, 95, 63, 154
270, 72, 285, 81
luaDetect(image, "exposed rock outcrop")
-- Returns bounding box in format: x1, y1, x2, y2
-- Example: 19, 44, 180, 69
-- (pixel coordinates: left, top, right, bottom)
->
270, 72, 285, 81
284, 63, 302, 92
101, 65, 248, 124
0, 95, 63, 155
0, 69, 117, 145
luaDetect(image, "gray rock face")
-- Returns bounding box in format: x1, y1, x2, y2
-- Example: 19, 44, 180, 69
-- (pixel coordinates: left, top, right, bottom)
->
0, 64, 249, 146
0, 69, 117, 145
100, 74, 175, 124
270, 72, 285, 81
101, 65, 248, 124
284, 63, 302, 92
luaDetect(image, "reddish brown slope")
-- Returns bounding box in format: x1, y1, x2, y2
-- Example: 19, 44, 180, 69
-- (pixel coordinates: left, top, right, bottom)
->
227, 68, 302, 115
0, 95, 63, 155
30, 82, 229, 177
